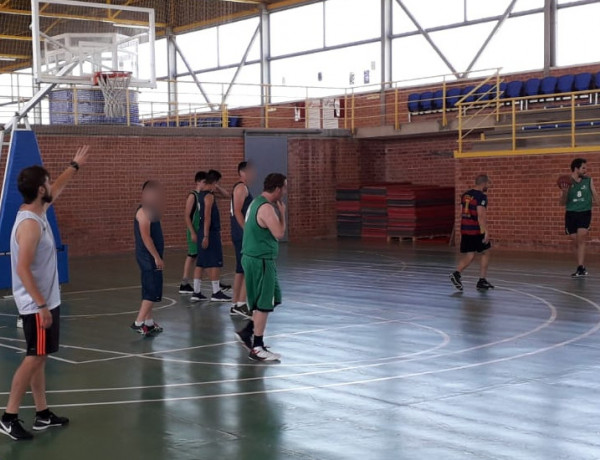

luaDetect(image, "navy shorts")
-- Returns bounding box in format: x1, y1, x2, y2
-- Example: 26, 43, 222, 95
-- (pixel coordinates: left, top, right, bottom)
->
233, 238, 244, 274
23, 306, 60, 356
197, 232, 224, 268
141, 269, 163, 302
460, 234, 491, 254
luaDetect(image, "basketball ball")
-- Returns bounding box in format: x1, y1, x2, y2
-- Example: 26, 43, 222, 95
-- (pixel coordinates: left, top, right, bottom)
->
557, 174, 572, 189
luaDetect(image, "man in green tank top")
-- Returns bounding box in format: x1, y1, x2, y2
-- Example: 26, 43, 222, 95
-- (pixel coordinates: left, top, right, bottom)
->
560, 158, 599, 277
235, 173, 287, 362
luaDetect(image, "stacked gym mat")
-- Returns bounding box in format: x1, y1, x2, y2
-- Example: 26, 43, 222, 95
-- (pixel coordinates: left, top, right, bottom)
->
336, 183, 455, 240
336, 184, 362, 237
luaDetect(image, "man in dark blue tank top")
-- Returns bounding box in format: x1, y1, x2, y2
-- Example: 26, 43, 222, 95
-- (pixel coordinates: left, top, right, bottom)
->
230, 161, 255, 318
131, 180, 164, 336
191, 170, 232, 303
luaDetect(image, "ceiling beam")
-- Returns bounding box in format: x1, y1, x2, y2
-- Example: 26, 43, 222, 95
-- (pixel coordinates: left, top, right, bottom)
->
0, 34, 31, 41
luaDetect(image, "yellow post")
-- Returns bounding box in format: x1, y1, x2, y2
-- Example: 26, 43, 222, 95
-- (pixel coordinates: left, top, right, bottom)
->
442, 80, 447, 127
73, 87, 78, 125
394, 88, 399, 130
222, 104, 228, 128
571, 95, 576, 147
175, 100, 180, 127
344, 92, 348, 130
495, 72, 501, 122
511, 101, 517, 151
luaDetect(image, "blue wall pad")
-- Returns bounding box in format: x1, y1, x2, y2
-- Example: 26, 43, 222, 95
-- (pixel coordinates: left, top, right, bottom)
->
0, 129, 69, 289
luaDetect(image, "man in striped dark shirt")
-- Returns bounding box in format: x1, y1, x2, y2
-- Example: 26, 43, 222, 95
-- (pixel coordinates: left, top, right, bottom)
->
450, 175, 494, 292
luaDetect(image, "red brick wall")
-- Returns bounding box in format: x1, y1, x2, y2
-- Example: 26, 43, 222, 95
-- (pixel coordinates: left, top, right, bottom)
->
455, 152, 600, 252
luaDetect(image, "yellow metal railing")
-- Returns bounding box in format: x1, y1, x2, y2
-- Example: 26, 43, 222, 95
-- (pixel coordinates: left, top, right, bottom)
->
456, 88, 600, 157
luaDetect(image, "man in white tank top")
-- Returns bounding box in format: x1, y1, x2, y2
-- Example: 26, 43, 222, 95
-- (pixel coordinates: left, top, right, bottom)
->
0, 146, 89, 441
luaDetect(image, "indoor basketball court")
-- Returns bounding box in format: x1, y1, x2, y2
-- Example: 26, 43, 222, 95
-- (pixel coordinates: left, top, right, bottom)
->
1, 1, 600, 459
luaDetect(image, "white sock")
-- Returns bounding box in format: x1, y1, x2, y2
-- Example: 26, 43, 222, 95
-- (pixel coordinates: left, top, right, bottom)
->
135, 320, 144, 327
145, 319, 154, 327
211, 280, 220, 294
193, 279, 201, 292
237, 302, 245, 307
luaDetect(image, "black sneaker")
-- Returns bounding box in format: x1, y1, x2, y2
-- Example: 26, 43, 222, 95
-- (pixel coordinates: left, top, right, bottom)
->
235, 329, 253, 351
476, 278, 495, 290
190, 291, 207, 302
130, 323, 149, 335
179, 283, 194, 294
450, 271, 463, 291
230, 304, 252, 319
32, 411, 69, 431
146, 323, 163, 335
219, 282, 232, 291
571, 266, 588, 278
211, 290, 232, 302
0, 418, 33, 440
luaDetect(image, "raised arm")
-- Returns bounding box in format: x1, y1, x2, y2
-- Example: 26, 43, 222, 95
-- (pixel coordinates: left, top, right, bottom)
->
233, 184, 248, 230
201, 193, 214, 249
214, 184, 230, 199
15, 220, 52, 327
257, 201, 286, 240
137, 209, 163, 269
45, 145, 89, 211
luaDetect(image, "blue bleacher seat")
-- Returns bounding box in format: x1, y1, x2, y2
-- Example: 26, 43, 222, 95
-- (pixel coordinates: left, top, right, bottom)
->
446, 88, 462, 108
408, 93, 420, 112
504, 81, 523, 99
492, 82, 507, 98
556, 74, 575, 93
476, 84, 493, 101
432, 90, 444, 110
540, 76, 558, 95
524, 78, 541, 97
419, 91, 434, 111
461, 86, 476, 103
574, 73, 592, 91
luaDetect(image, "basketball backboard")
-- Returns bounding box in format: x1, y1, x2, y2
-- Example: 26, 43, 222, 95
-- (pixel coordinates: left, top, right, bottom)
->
31, 0, 156, 88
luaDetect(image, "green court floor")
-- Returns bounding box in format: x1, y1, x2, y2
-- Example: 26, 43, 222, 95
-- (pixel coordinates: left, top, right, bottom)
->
1, 240, 600, 460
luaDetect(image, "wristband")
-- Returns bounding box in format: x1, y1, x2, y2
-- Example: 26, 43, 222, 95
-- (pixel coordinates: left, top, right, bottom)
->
69, 161, 80, 171
37, 303, 47, 309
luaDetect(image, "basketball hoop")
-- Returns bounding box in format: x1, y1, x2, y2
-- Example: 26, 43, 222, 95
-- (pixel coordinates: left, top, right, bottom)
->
93, 71, 132, 118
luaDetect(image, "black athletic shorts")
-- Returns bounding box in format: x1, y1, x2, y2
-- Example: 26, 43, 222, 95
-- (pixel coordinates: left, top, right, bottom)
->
460, 234, 491, 254
141, 269, 163, 302
23, 306, 60, 356
233, 238, 244, 274
196, 232, 224, 268
565, 210, 592, 235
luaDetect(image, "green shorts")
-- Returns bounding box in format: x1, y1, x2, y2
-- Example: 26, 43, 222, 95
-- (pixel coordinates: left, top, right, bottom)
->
186, 229, 198, 257
242, 255, 282, 312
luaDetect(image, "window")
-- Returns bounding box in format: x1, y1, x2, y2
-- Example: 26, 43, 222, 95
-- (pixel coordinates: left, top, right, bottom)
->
557, 3, 600, 66
218, 18, 260, 67
270, 3, 324, 57
513, 0, 544, 12
392, 35, 452, 83
399, 0, 464, 29
467, 0, 512, 20
392, 1, 417, 35
176, 28, 218, 72
325, 0, 380, 46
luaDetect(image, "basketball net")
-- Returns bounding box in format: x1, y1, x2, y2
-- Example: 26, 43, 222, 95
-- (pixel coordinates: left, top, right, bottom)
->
93, 71, 132, 118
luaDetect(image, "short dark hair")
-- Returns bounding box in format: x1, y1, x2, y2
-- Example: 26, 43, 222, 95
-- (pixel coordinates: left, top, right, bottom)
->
238, 161, 252, 175
142, 180, 160, 191
206, 169, 222, 184
263, 173, 287, 193
571, 158, 587, 171
475, 174, 489, 185
195, 171, 207, 183
17, 165, 49, 204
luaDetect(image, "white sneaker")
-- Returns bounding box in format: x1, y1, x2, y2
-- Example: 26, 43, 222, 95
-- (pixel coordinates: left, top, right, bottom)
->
249, 346, 281, 362
16, 317, 23, 329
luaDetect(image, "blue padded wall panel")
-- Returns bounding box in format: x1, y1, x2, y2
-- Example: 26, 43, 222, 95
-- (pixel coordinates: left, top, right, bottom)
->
0, 130, 69, 289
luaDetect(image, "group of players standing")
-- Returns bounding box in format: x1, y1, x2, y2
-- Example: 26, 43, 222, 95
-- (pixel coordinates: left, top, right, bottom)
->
0, 150, 287, 441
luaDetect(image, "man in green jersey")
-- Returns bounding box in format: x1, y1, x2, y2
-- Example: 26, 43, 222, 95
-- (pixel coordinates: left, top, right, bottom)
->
235, 173, 287, 362
560, 158, 599, 278
179, 171, 206, 294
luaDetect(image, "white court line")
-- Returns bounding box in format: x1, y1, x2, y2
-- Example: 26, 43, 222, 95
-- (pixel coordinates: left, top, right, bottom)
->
0, 341, 79, 364
9, 282, 599, 409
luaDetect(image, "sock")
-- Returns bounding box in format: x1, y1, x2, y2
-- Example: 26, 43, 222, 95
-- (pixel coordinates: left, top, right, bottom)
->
253, 335, 264, 348
243, 320, 254, 334
36, 408, 50, 419
2, 412, 17, 422
193, 279, 201, 292
211, 280, 220, 294
236, 302, 245, 307
135, 320, 144, 327
145, 319, 155, 327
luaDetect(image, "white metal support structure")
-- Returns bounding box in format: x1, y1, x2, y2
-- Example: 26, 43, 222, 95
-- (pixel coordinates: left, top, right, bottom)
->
172, 40, 215, 110
259, 4, 271, 107
544, 0, 557, 72
166, 30, 178, 117
223, 24, 261, 104
381, 0, 393, 87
